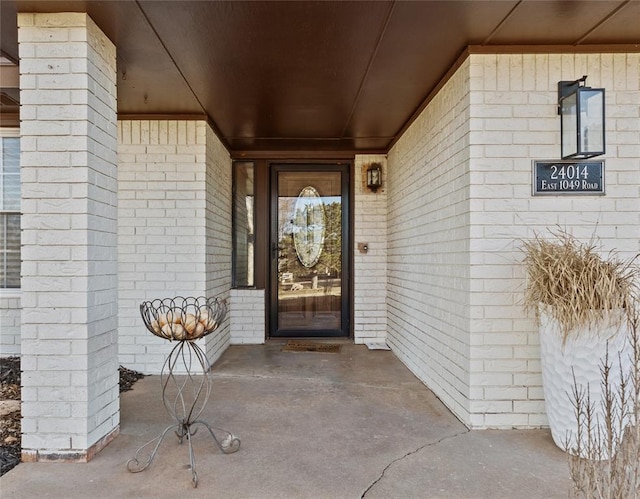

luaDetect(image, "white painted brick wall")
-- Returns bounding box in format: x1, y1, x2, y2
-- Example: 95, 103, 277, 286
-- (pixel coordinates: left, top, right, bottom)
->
387, 51, 640, 429
204, 125, 233, 361
0, 294, 21, 356
18, 12, 119, 457
387, 59, 472, 425
230, 289, 265, 344
118, 120, 232, 374
467, 52, 640, 428
353, 155, 388, 343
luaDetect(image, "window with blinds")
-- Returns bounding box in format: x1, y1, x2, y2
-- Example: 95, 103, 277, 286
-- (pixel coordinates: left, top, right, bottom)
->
1, 135, 20, 288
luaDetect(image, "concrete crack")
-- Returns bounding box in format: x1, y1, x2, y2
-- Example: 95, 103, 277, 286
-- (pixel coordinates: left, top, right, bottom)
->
360, 429, 470, 498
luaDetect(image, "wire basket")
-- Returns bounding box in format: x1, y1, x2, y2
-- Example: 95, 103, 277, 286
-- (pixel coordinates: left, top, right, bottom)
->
130, 295, 237, 487
140, 296, 227, 341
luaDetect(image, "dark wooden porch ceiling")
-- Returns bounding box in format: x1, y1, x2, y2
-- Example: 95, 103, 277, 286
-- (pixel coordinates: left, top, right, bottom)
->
1, 1, 639, 154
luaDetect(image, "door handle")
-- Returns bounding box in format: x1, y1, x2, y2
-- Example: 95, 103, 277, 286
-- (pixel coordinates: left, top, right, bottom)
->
271, 242, 281, 259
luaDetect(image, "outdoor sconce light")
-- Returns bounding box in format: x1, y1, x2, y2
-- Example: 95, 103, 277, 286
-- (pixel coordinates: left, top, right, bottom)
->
366, 163, 382, 192
558, 75, 605, 159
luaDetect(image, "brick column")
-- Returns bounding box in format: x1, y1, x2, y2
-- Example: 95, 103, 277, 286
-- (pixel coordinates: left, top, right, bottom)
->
18, 13, 119, 461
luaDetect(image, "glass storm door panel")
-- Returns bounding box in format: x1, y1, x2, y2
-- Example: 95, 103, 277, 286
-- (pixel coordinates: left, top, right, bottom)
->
270, 165, 348, 338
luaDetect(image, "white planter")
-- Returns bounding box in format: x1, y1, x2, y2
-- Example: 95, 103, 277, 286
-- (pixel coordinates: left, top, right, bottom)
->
539, 308, 633, 457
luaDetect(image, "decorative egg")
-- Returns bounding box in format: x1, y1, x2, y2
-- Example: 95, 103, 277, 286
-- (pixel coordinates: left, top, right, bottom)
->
191, 322, 205, 339
183, 314, 198, 333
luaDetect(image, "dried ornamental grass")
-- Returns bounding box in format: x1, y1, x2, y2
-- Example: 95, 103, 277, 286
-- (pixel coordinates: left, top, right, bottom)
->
523, 229, 639, 342
567, 315, 640, 497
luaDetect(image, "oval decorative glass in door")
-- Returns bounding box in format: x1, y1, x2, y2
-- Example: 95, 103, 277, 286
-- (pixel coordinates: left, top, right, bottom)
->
292, 186, 325, 268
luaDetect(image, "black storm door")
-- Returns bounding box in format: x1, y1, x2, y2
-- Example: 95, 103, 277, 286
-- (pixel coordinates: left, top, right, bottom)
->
269, 164, 349, 338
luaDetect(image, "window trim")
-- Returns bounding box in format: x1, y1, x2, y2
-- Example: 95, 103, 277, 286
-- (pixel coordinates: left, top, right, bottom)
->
231, 160, 256, 289
1, 128, 21, 290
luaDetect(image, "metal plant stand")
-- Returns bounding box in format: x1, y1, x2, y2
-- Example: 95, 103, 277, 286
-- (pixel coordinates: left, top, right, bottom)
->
127, 296, 240, 488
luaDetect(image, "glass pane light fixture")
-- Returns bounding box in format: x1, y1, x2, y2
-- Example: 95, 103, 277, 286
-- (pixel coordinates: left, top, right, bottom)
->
366, 163, 382, 192
558, 75, 605, 159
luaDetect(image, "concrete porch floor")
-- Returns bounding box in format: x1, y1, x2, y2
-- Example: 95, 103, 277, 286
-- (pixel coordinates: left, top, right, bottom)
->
1, 342, 571, 498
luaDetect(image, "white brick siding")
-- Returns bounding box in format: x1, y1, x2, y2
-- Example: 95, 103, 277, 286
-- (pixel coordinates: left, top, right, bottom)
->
387, 60, 472, 424
204, 125, 233, 360
353, 154, 388, 343
387, 52, 640, 428
467, 52, 640, 428
18, 13, 119, 458
230, 289, 265, 344
0, 294, 21, 356
117, 120, 232, 374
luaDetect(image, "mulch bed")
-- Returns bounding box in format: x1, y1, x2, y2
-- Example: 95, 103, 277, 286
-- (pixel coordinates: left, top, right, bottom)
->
0, 357, 21, 476
0, 357, 145, 477
119, 366, 146, 393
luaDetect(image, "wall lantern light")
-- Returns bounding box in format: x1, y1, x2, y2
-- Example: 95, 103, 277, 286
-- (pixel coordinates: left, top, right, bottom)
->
558, 75, 605, 159
366, 163, 382, 192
